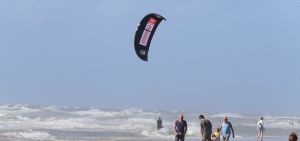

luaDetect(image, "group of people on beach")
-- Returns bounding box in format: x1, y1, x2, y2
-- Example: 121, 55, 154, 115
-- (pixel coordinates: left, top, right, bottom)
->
158, 114, 298, 141
173, 114, 234, 141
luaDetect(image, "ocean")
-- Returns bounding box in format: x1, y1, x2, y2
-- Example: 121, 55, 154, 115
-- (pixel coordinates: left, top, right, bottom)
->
0, 105, 298, 141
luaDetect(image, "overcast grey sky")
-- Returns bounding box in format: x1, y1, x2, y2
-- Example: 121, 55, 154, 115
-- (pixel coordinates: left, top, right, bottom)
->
0, 0, 299, 115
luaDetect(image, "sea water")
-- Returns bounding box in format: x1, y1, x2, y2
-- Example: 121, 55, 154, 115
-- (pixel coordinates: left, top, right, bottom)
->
0, 105, 298, 141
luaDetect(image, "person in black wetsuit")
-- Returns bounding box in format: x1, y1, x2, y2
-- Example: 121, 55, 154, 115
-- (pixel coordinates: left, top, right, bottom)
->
157, 117, 163, 130
174, 114, 188, 141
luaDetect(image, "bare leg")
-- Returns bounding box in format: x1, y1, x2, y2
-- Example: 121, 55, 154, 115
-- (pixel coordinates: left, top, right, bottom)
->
257, 131, 263, 141
224, 136, 229, 141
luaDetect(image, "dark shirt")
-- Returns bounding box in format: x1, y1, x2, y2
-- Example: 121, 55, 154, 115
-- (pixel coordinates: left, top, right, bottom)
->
157, 119, 163, 129
157, 119, 162, 125
175, 120, 187, 134
201, 119, 212, 134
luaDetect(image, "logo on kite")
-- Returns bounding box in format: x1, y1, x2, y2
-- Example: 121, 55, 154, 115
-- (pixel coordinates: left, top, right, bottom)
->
134, 13, 166, 61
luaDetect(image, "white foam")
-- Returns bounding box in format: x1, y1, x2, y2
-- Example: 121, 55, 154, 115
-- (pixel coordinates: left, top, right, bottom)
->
0, 105, 40, 115
72, 109, 123, 117
16, 115, 30, 121
0, 104, 299, 139
210, 113, 245, 118
71, 108, 147, 118
41, 105, 59, 112
0, 117, 101, 130
141, 128, 173, 139
2, 130, 54, 140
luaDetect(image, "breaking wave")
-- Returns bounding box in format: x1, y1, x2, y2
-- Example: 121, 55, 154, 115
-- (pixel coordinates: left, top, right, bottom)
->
2, 130, 54, 140
0, 104, 298, 140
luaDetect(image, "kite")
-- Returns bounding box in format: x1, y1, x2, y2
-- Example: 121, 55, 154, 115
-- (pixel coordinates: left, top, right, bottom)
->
134, 13, 166, 61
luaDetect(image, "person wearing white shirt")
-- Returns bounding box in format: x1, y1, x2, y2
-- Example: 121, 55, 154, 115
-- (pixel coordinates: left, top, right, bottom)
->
257, 117, 264, 141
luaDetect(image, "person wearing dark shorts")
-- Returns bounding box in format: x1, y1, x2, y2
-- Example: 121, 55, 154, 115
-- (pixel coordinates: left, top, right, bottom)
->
174, 114, 188, 141
221, 117, 235, 141
199, 114, 212, 141
157, 117, 163, 130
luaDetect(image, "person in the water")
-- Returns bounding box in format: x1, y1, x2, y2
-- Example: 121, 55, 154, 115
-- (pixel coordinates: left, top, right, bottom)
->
157, 117, 163, 130
220, 117, 235, 141
212, 128, 221, 141
257, 117, 265, 141
174, 114, 188, 141
199, 114, 212, 141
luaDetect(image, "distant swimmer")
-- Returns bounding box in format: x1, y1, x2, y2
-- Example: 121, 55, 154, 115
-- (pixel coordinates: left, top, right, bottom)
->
174, 114, 187, 141
199, 114, 212, 141
157, 117, 163, 130
289, 120, 294, 127
220, 117, 235, 141
257, 117, 265, 141
289, 132, 298, 141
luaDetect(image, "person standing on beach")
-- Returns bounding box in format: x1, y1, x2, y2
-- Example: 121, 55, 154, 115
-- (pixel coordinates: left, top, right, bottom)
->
199, 114, 212, 141
174, 114, 188, 141
257, 117, 265, 141
220, 117, 235, 141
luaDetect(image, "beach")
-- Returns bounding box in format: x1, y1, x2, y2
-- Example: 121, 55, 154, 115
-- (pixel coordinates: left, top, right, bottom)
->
0, 105, 298, 141
0, 136, 289, 141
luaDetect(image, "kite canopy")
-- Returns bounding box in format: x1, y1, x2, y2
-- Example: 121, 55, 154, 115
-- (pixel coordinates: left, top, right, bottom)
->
134, 13, 166, 61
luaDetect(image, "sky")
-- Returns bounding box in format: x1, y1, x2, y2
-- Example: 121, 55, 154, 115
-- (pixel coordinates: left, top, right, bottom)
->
0, 0, 299, 115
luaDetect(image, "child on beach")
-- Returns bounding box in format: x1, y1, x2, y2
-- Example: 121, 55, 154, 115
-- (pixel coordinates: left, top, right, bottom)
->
212, 128, 221, 141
